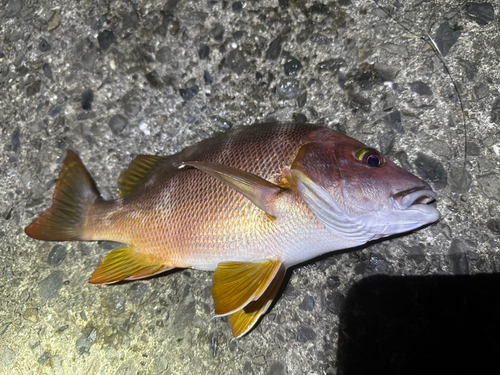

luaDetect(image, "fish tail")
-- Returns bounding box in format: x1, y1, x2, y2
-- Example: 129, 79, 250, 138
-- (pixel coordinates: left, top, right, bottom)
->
25, 150, 102, 241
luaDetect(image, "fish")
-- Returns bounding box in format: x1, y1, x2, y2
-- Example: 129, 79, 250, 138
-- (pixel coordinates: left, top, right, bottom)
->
25, 122, 439, 337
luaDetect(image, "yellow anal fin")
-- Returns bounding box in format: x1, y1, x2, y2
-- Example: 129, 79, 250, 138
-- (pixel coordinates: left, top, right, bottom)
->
212, 260, 282, 316
228, 264, 285, 338
180, 161, 283, 217
89, 246, 169, 284
118, 155, 168, 197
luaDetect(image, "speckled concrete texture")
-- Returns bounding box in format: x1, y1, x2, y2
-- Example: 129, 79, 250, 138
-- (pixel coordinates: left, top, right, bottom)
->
1, 0, 499, 374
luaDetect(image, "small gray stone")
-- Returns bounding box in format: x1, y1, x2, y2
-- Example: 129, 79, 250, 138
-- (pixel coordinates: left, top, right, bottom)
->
395, 150, 413, 172
434, 22, 461, 57
199, 44, 210, 60
128, 283, 149, 304
42, 63, 53, 79
26, 80, 41, 96
145, 70, 162, 88
39, 270, 64, 299
108, 114, 128, 134
37, 351, 51, 364
413, 153, 447, 189
81, 88, 94, 110
383, 110, 404, 133
82, 49, 98, 71
123, 92, 142, 117
277, 79, 300, 100
292, 113, 307, 123
226, 49, 251, 74
179, 85, 199, 101
38, 38, 51, 52
47, 244, 67, 266
204, 70, 213, 85
164, 0, 181, 11
465, 2, 494, 25
466, 141, 480, 156
75, 324, 97, 355
317, 58, 346, 74
211, 23, 225, 42
97, 30, 115, 51
299, 295, 315, 311
266, 37, 282, 60
284, 57, 302, 76
487, 219, 500, 235
106, 292, 126, 314
172, 285, 195, 339
449, 166, 471, 194
409, 81, 433, 96
448, 239, 470, 275
379, 130, 395, 154
297, 325, 317, 342
267, 361, 286, 375
48, 104, 63, 117
2, 348, 16, 368
156, 46, 171, 63
5, 0, 23, 18
11, 128, 20, 153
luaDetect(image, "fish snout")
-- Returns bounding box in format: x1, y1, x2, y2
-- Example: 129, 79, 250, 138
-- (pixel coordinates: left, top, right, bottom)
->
392, 187, 437, 211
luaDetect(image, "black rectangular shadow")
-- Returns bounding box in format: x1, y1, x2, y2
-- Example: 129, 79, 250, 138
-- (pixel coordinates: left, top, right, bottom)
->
337, 274, 500, 375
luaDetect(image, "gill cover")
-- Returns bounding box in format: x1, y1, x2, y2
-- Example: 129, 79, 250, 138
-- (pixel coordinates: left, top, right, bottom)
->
288, 143, 370, 243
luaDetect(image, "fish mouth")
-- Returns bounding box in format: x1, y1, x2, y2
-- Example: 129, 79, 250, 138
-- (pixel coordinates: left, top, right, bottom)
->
392, 187, 437, 211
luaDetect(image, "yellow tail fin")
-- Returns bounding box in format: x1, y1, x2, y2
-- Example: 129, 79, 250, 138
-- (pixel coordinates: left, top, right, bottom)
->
25, 150, 101, 241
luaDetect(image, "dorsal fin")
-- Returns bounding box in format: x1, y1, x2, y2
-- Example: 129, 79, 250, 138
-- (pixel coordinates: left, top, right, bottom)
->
118, 155, 167, 197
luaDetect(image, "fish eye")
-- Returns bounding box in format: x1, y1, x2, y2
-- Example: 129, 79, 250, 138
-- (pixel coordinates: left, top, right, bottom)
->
355, 148, 383, 167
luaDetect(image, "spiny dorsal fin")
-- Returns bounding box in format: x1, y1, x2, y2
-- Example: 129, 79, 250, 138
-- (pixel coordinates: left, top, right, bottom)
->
181, 161, 283, 217
228, 264, 285, 338
89, 246, 171, 284
212, 260, 282, 317
118, 155, 167, 197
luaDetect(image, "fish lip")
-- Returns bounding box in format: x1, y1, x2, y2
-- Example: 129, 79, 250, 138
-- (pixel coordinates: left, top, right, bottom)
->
393, 187, 437, 211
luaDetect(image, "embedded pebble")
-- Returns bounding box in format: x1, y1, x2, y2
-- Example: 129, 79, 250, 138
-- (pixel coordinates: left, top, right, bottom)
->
491, 98, 500, 123
297, 325, 317, 342
199, 44, 210, 60
379, 130, 395, 154
292, 113, 307, 123
38, 352, 51, 364
123, 92, 142, 117
466, 142, 480, 156
48, 104, 63, 117
299, 295, 315, 311
465, 2, 494, 25
487, 219, 500, 235
146, 70, 162, 88
81, 88, 94, 110
204, 70, 213, 85
38, 270, 64, 299
47, 12, 62, 31
232, 1, 243, 12
128, 283, 149, 304
211, 24, 225, 42
413, 153, 447, 189
226, 49, 251, 74
449, 166, 472, 194
434, 22, 460, 57
156, 46, 171, 63
26, 80, 41, 96
277, 79, 300, 100
348, 93, 371, 112
383, 110, 403, 133
395, 150, 413, 172
448, 239, 470, 275
38, 38, 51, 52
82, 50, 98, 71
23, 308, 39, 323
5, 0, 23, 18
1, 348, 16, 367
283, 57, 302, 76
98, 30, 115, 51
172, 285, 195, 339
409, 81, 433, 96
47, 244, 67, 266
179, 85, 199, 101
164, 0, 181, 11
42, 63, 53, 79
267, 362, 286, 375
106, 292, 126, 314
11, 128, 20, 153
317, 58, 346, 74
75, 324, 97, 355
297, 91, 307, 108
266, 37, 282, 60
108, 114, 129, 134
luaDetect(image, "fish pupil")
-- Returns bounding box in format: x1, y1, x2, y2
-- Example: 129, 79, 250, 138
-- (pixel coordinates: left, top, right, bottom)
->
367, 154, 380, 167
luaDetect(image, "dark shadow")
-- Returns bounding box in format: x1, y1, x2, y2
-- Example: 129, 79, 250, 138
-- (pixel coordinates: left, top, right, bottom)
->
336, 274, 500, 375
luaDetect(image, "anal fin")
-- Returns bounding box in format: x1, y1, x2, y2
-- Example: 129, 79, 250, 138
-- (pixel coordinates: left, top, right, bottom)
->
212, 260, 282, 317
228, 264, 286, 338
89, 246, 171, 284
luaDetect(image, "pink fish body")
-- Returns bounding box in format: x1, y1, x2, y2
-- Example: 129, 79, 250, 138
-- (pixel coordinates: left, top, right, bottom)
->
25, 123, 439, 337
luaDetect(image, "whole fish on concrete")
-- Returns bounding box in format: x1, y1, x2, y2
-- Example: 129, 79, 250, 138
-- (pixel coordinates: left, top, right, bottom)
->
25, 123, 439, 337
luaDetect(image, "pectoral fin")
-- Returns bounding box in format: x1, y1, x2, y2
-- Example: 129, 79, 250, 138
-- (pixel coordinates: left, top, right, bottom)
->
228, 264, 285, 338
89, 246, 172, 284
212, 260, 282, 316
181, 161, 283, 217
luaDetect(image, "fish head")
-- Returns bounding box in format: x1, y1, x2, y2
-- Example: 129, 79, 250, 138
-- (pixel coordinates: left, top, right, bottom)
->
289, 130, 440, 242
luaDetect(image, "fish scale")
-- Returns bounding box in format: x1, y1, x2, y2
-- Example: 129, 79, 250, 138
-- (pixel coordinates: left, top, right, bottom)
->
25, 122, 439, 337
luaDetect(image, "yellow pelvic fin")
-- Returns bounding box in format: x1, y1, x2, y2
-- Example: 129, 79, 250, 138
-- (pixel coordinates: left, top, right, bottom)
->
181, 161, 283, 217
118, 155, 167, 197
212, 260, 282, 316
228, 264, 285, 338
89, 246, 171, 284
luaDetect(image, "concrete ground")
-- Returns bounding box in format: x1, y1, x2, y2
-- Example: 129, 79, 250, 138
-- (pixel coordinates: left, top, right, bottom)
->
1, 0, 499, 374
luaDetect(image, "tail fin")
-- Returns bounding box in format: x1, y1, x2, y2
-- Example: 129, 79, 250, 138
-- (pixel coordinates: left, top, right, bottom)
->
25, 150, 102, 241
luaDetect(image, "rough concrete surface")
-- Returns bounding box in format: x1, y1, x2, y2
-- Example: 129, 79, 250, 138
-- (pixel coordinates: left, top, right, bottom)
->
1, 0, 499, 374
